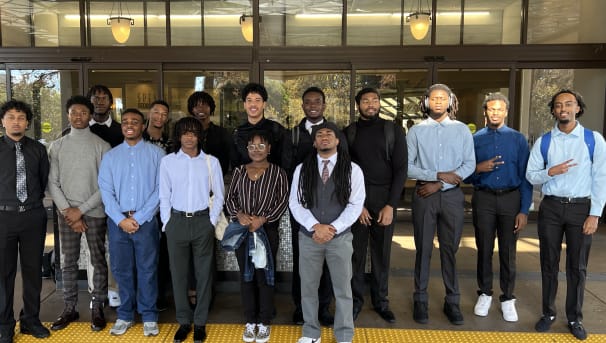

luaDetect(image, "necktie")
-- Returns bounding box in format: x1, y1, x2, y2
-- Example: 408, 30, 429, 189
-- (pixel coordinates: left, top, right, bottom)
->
15, 142, 27, 203
321, 160, 330, 184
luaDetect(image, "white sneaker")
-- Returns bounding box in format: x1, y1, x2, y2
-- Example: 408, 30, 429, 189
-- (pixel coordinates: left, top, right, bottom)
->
109, 319, 132, 335
474, 293, 492, 316
108, 290, 121, 307
243, 323, 256, 343
255, 323, 270, 343
501, 299, 518, 322
143, 321, 159, 336
297, 337, 321, 343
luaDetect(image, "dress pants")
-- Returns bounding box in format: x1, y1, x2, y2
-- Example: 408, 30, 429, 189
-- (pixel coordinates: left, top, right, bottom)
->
299, 231, 354, 342
0, 207, 47, 332
107, 217, 159, 322
351, 184, 394, 311
538, 197, 591, 323
235, 220, 279, 325
290, 213, 333, 312
412, 187, 464, 304
58, 213, 108, 307
472, 189, 519, 301
166, 212, 214, 326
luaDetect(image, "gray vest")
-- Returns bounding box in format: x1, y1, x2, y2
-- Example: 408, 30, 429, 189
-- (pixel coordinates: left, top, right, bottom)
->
304, 172, 348, 237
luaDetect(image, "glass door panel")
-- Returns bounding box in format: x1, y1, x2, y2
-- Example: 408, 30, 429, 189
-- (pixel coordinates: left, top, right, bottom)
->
9, 68, 80, 144
163, 70, 249, 132
263, 70, 351, 128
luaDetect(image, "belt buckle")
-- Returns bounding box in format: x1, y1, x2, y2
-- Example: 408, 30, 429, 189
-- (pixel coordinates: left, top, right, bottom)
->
185, 212, 194, 218
18, 205, 26, 212
126, 210, 135, 217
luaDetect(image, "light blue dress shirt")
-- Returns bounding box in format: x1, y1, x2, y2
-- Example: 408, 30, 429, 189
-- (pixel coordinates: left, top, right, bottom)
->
526, 122, 606, 216
289, 152, 366, 235
407, 116, 476, 190
98, 139, 165, 225
159, 149, 225, 229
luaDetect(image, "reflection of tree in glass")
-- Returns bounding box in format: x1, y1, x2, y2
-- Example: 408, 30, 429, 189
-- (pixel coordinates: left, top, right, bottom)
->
10, 70, 61, 144
527, 69, 573, 144
265, 73, 351, 129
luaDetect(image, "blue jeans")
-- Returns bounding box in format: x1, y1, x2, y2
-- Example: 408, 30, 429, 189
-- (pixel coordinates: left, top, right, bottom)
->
108, 217, 159, 322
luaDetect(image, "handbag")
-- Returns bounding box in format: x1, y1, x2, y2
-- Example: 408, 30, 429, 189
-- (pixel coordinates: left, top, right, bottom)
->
206, 155, 229, 240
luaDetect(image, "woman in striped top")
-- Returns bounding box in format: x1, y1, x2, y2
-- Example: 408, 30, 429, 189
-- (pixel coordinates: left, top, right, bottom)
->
225, 129, 289, 343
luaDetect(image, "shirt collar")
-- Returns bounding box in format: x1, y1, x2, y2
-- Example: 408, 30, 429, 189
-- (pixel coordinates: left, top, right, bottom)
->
553, 120, 581, 137
90, 116, 112, 127
317, 152, 337, 165
305, 118, 325, 134
176, 148, 204, 160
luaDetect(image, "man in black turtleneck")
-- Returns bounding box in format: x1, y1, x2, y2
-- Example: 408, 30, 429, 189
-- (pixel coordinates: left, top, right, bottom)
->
344, 87, 407, 323
231, 82, 291, 171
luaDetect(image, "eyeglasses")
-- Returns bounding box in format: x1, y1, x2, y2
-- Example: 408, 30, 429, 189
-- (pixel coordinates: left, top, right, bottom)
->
486, 108, 506, 114
247, 143, 266, 152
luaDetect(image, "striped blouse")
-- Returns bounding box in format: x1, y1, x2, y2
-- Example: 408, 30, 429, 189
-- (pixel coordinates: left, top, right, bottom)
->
225, 163, 289, 223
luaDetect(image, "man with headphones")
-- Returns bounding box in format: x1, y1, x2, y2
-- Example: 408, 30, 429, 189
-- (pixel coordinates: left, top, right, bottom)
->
407, 84, 475, 325
526, 89, 606, 340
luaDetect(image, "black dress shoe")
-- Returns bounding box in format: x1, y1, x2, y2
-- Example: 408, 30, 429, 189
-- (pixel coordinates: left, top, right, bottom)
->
193, 325, 207, 343
376, 308, 396, 323
91, 304, 106, 331
174, 324, 191, 343
568, 321, 587, 340
319, 309, 334, 326
443, 302, 464, 325
413, 301, 428, 324
535, 315, 555, 332
292, 307, 304, 325
20, 322, 50, 338
51, 308, 79, 331
352, 306, 362, 321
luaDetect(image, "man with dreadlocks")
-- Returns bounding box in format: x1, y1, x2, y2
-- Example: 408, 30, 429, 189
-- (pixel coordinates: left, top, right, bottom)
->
289, 121, 365, 343
407, 83, 475, 326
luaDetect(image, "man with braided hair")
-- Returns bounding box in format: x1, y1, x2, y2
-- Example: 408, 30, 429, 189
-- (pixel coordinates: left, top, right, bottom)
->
290, 121, 365, 343
407, 83, 475, 325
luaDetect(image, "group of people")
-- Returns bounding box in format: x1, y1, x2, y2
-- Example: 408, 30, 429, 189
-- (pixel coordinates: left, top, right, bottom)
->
0, 81, 603, 343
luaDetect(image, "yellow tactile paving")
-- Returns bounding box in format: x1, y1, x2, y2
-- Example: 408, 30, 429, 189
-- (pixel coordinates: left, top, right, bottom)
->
9, 323, 606, 342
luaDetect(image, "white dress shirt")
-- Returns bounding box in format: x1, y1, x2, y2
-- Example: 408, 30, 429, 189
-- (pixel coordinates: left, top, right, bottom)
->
159, 149, 225, 230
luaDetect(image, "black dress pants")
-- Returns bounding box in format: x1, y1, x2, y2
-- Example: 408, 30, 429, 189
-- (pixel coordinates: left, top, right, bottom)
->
472, 189, 520, 301
538, 197, 591, 323
351, 184, 394, 311
0, 207, 47, 331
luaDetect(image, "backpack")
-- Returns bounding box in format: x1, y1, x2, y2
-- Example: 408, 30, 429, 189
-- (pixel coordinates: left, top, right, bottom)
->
540, 127, 595, 167
345, 119, 398, 161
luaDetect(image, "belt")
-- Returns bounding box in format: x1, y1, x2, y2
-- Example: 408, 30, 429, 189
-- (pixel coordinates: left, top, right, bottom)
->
0, 203, 42, 213
171, 208, 208, 218
475, 187, 518, 195
122, 210, 136, 217
415, 180, 459, 192
545, 195, 591, 204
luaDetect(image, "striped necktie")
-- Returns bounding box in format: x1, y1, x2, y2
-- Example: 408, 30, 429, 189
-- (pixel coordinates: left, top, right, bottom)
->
321, 160, 330, 184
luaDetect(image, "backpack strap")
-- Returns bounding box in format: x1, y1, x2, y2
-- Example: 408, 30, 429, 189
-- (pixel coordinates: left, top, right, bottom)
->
540, 131, 551, 168
540, 128, 595, 167
384, 120, 396, 161
584, 127, 595, 163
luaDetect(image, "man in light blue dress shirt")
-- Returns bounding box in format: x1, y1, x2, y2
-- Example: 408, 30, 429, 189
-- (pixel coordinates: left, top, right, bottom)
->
526, 89, 606, 341
407, 84, 475, 326
98, 108, 165, 337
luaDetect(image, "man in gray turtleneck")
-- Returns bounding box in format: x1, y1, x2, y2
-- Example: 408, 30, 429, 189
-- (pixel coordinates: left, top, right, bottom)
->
47, 95, 111, 332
